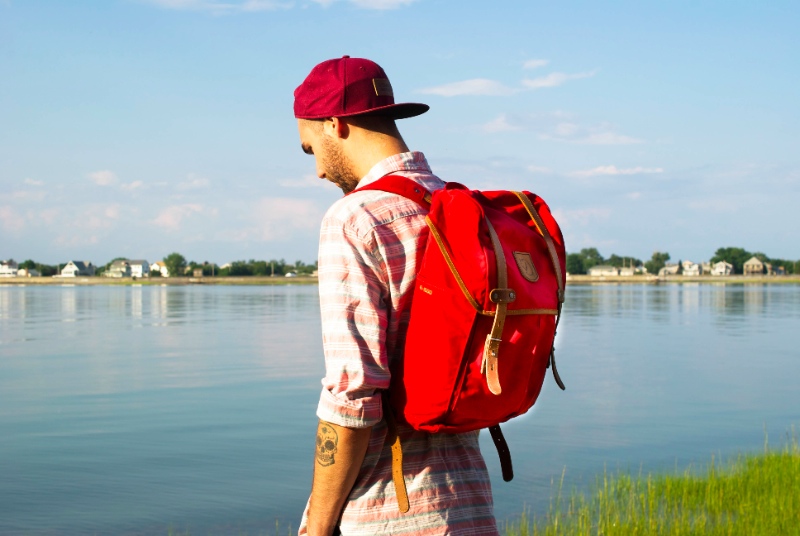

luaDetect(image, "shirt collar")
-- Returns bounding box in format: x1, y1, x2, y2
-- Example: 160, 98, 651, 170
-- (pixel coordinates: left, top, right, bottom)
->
355, 152, 432, 190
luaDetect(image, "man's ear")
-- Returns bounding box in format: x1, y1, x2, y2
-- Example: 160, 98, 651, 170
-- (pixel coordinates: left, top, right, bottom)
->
322, 117, 349, 140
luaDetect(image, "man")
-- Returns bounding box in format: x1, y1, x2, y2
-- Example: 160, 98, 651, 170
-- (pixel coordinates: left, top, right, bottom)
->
294, 56, 498, 536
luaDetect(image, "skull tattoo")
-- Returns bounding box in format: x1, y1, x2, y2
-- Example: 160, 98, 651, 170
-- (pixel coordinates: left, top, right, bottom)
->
316, 424, 338, 466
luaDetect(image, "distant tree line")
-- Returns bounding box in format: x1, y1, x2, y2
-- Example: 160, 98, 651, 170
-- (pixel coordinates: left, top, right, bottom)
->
566, 247, 799, 275
709, 247, 797, 275
12, 246, 799, 278
12, 255, 318, 278
566, 248, 644, 275
159, 252, 318, 278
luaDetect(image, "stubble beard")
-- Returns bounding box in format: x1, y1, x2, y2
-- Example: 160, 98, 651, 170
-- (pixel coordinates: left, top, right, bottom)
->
321, 137, 360, 195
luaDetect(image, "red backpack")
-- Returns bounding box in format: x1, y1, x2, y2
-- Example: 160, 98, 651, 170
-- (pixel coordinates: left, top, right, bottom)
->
359, 176, 566, 512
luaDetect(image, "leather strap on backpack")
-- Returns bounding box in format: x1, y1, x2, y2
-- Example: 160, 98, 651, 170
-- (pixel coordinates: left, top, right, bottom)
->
383, 398, 410, 513
489, 424, 514, 481
514, 192, 566, 391
482, 217, 513, 395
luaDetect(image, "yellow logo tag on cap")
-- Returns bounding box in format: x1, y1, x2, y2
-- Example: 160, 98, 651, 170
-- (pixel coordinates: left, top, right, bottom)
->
373, 79, 394, 97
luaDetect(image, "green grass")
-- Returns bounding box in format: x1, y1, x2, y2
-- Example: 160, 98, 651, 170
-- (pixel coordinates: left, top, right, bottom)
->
505, 432, 800, 535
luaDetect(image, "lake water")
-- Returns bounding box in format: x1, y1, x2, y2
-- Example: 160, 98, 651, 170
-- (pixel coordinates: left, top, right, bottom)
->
1, 283, 798, 534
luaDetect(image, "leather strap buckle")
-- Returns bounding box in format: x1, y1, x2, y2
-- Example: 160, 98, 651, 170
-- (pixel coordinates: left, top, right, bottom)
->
490, 288, 516, 303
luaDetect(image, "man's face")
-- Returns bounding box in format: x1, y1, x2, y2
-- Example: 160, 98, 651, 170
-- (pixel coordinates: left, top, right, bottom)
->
297, 119, 360, 195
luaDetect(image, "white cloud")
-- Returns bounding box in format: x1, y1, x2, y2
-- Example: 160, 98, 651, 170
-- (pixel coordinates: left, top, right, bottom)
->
121, 181, 145, 191
523, 59, 549, 70
0, 206, 25, 232
687, 198, 739, 213
312, 0, 418, 8
177, 174, 211, 190
24, 178, 44, 186
570, 165, 665, 178
527, 165, 551, 174
418, 78, 518, 97
88, 170, 117, 186
251, 197, 322, 241
347, 0, 418, 8
552, 207, 612, 227
146, 0, 292, 12
482, 114, 523, 133
522, 70, 597, 89
278, 174, 334, 189
104, 205, 122, 219
147, 0, 417, 11
579, 132, 642, 145
482, 112, 642, 145
154, 204, 205, 231
626, 192, 642, 200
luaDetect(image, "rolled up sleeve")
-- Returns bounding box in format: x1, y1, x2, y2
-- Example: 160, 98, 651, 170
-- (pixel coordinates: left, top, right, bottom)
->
316, 213, 389, 429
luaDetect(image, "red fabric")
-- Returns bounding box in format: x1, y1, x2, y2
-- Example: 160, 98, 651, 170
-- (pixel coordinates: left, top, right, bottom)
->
359, 176, 566, 434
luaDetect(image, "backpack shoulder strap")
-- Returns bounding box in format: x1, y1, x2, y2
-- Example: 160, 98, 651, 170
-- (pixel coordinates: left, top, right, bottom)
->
513, 191, 566, 391
355, 175, 433, 209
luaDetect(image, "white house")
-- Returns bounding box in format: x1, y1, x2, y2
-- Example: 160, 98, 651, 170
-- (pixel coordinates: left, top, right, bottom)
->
743, 256, 765, 275
128, 260, 150, 278
17, 268, 41, 277
682, 260, 703, 276
104, 260, 131, 278
61, 261, 96, 277
619, 266, 635, 276
712, 261, 733, 276
150, 261, 170, 277
588, 265, 619, 277
658, 263, 681, 276
0, 259, 19, 277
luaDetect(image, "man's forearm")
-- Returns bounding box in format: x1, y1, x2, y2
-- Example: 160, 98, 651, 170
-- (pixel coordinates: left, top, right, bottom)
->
306, 420, 372, 536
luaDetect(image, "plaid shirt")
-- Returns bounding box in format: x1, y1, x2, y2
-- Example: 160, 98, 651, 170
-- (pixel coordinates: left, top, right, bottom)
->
299, 152, 497, 536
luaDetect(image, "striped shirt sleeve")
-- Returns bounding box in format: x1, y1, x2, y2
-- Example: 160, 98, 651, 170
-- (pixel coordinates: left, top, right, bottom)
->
316, 211, 390, 428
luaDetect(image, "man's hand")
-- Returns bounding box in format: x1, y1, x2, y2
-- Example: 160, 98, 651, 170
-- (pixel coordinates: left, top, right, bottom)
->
306, 420, 372, 536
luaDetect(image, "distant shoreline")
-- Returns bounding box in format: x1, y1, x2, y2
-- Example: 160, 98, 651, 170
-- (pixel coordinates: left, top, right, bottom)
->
567, 274, 800, 284
2, 275, 799, 286
0, 276, 319, 286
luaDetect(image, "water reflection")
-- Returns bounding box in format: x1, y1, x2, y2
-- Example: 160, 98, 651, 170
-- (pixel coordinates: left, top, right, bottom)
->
1, 283, 799, 535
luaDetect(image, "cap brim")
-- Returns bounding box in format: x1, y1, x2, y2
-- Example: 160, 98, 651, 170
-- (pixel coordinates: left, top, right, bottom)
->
298, 102, 428, 120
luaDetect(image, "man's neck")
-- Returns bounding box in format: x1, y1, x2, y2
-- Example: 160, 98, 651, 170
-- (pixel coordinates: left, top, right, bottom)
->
349, 134, 410, 179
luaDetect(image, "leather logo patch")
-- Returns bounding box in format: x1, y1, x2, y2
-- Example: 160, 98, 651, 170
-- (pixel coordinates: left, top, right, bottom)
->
373, 78, 394, 97
514, 251, 539, 282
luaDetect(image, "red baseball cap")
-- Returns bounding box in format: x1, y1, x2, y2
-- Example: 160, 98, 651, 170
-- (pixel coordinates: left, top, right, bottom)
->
294, 56, 429, 120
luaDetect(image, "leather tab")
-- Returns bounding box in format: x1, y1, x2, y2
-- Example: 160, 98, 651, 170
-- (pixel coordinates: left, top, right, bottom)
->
390, 434, 410, 512
483, 218, 508, 396
483, 335, 502, 395
489, 425, 514, 482
489, 288, 517, 303
383, 397, 410, 513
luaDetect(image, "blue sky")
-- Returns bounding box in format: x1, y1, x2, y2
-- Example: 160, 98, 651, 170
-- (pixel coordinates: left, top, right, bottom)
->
1, 0, 798, 266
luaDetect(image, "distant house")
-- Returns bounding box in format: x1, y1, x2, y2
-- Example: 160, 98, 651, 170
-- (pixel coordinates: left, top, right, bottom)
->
701, 262, 712, 274
619, 266, 635, 276
0, 259, 18, 277
743, 256, 765, 276
150, 261, 170, 278
61, 261, 96, 277
128, 260, 150, 278
588, 265, 619, 277
17, 268, 41, 277
682, 260, 703, 276
658, 263, 680, 277
711, 261, 733, 276
104, 260, 131, 278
